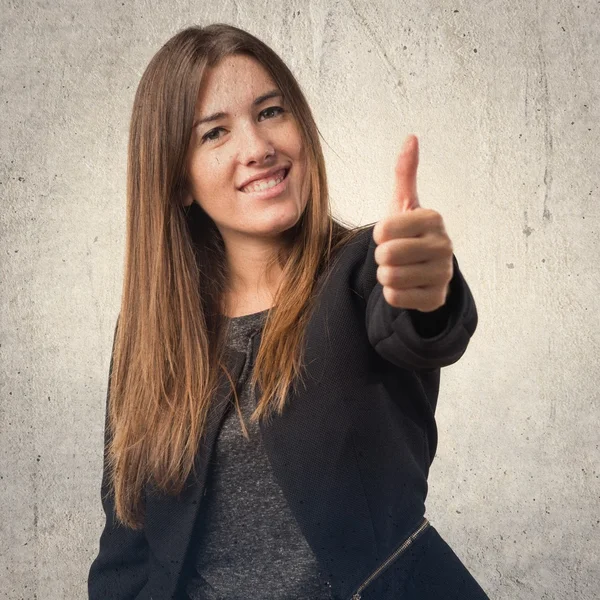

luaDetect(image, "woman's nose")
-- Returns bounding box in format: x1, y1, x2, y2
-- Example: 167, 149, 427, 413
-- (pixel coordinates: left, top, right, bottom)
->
238, 123, 275, 164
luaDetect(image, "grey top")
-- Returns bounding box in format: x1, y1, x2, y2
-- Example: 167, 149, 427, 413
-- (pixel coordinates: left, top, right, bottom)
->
184, 309, 334, 600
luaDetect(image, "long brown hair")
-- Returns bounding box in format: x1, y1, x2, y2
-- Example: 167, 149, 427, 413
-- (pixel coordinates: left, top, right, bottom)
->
105, 23, 370, 529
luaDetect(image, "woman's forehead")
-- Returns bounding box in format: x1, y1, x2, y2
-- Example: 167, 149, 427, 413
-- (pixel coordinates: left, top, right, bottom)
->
195, 57, 279, 116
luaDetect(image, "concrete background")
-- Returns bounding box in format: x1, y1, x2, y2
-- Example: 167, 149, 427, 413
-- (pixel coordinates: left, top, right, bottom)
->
1, 1, 598, 598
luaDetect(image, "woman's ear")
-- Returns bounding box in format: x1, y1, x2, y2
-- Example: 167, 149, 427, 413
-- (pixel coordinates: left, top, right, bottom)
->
183, 191, 194, 207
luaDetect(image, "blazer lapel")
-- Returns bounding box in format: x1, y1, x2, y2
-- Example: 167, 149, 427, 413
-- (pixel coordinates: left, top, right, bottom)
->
253, 326, 378, 598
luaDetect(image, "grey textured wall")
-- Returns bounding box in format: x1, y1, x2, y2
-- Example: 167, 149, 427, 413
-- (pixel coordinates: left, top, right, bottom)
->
1, 1, 598, 598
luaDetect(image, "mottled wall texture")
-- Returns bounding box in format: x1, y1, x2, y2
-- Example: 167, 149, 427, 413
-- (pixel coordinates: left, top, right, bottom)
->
1, 1, 598, 598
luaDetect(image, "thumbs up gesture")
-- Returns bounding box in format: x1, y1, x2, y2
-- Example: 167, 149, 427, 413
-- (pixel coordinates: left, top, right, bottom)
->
372, 135, 454, 313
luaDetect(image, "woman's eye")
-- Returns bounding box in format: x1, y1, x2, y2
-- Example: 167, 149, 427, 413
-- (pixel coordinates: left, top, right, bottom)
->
201, 127, 224, 143
260, 106, 285, 119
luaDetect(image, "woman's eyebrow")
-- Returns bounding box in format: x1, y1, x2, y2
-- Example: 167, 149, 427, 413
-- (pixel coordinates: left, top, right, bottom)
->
193, 90, 283, 127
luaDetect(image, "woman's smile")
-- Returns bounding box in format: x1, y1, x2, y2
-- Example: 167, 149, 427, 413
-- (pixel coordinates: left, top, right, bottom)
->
239, 166, 291, 200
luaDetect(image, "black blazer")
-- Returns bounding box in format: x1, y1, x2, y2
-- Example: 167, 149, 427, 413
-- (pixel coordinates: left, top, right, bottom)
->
88, 223, 478, 600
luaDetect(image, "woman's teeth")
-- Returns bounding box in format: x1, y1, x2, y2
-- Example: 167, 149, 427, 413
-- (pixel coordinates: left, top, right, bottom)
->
242, 169, 286, 193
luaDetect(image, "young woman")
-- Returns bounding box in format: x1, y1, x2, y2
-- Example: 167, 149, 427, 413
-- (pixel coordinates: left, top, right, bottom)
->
88, 23, 490, 600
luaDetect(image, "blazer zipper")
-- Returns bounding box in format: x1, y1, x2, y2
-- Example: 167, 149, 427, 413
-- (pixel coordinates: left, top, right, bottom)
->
350, 517, 430, 600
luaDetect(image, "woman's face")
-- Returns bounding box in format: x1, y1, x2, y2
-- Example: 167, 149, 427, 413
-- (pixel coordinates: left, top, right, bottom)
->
184, 54, 308, 244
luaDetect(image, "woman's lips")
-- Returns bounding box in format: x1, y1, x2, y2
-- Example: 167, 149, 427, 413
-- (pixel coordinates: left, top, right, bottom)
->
239, 167, 290, 199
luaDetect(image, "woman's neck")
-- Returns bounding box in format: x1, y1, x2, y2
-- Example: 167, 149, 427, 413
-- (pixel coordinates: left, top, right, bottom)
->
223, 289, 275, 318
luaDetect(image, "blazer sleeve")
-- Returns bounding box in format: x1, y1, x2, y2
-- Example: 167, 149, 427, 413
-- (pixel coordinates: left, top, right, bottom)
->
88, 316, 150, 600
359, 227, 478, 370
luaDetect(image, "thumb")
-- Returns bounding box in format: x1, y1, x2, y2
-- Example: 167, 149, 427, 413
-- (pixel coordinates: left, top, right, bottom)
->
393, 134, 420, 213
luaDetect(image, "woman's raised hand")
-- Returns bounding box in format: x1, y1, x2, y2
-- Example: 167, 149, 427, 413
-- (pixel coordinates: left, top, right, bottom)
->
372, 135, 454, 313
